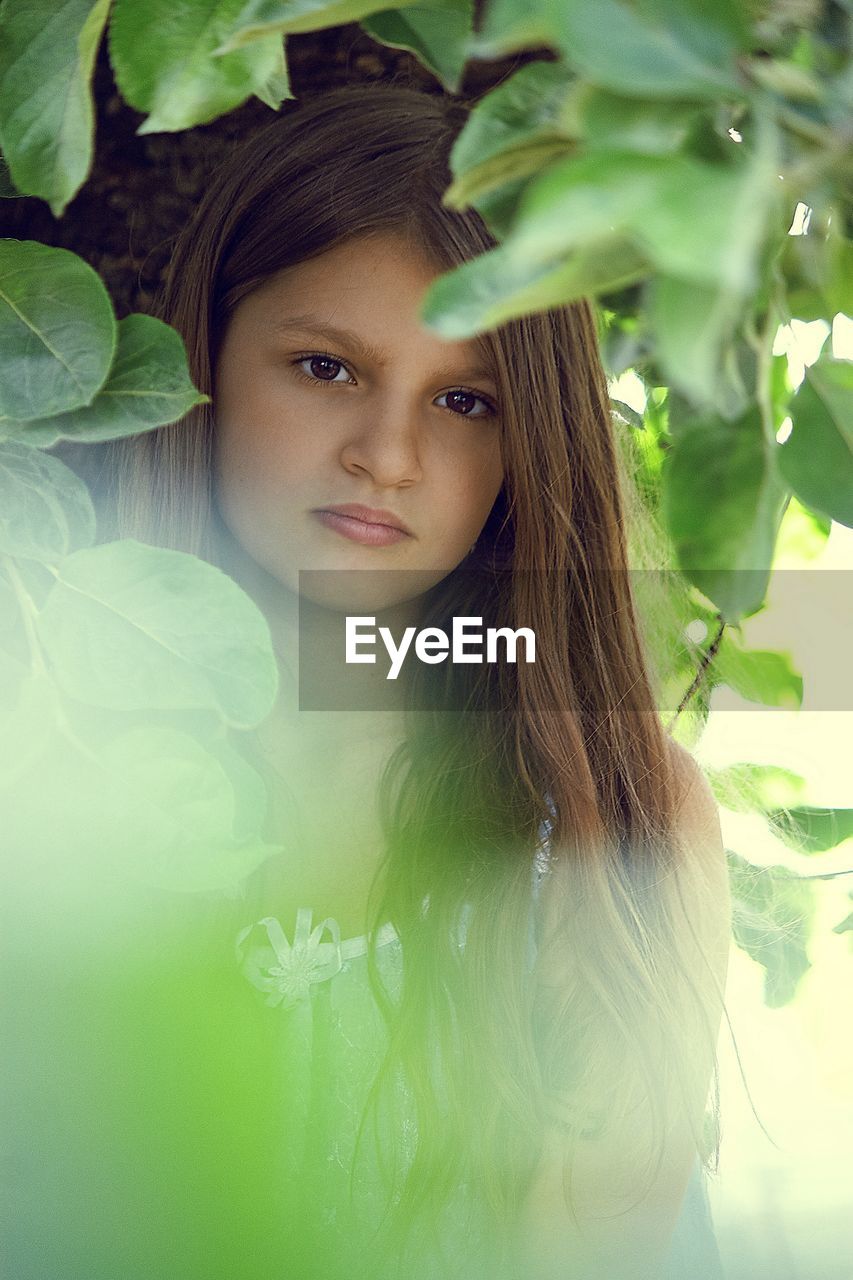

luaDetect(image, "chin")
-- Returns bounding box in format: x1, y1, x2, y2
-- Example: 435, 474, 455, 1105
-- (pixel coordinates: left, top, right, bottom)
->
294, 564, 452, 617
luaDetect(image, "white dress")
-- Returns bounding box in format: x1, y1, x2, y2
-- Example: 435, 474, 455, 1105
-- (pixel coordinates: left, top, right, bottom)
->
233, 851, 726, 1280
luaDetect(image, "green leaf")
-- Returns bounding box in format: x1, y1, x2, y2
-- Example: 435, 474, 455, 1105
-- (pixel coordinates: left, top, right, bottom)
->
727, 850, 815, 1007
109, 0, 290, 134
0, 0, 110, 216
636, 0, 750, 66
468, 172, 535, 241
610, 399, 643, 431
833, 910, 853, 935
553, 0, 743, 98
76, 723, 280, 892
650, 276, 746, 410
0, 240, 116, 421
0, 441, 96, 562
824, 224, 853, 317
0, 669, 61, 789
746, 56, 824, 102
252, 38, 292, 109
362, 0, 475, 94
766, 806, 853, 855
782, 211, 853, 321
778, 359, 853, 528
6, 314, 209, 447
420, 238, 648, 338
567, 85, 699, 154
712, 635, 803, 709
509, 145, 779, 294
472, 0, 742, 99
217, 0, 421, 47
445, 60, 575, 207
35, 539, 278, 726
464, 0, 554, 58
0, 567, 19, 641
504, 151, 665, 266
662, 407, 790, 621
1, 712, 280, 893
0, 152, 21, 197
705, 762, 808, 814
448, 137, 573, 215
804, 359, 853, 439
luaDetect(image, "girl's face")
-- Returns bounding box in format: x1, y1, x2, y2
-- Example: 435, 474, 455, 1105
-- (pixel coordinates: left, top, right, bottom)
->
212, 232, 505, 615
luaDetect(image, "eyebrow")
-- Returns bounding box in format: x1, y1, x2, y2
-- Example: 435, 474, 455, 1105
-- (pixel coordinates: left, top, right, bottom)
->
270, 314, 498, 387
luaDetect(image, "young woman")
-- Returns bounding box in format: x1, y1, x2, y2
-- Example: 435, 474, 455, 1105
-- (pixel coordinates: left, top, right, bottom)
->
99, 81, 731, 1280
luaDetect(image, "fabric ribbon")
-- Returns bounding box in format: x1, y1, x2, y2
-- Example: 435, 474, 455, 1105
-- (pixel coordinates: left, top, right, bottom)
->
235, 909, 344, 1010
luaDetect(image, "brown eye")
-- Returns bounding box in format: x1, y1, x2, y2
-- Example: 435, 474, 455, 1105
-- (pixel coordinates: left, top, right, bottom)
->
437, 389, 494, 418
294, 354, 354, 383
310, 356, 344, 380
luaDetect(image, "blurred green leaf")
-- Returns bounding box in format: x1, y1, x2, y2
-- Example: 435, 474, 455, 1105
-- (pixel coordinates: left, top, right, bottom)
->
362, 0, 475, 94
639, 0, 750, 65
778, 358, 853, 527
649, 276, 746, 409
746, 56, 823, 102
505, 141, 780, 295
1, 711, 280, 892
662, 406, 790, 620
449, 136, 573, 214
783, 208, 853, 320
472, 0, 744, 99
728, 850, 816, 1006
0, 442, 96, 562
0, 668, 61, 788
218, 0, 420, 47
464, 0, 554, 58
7, 315, 209, 447
109, 0, 292, 134
446, 61, 575, 207
0, 0, 110, 216
766, 805, 853, 854
252, 39, 291, 109
73, 723, 280, 892
712, 634, 803, 709
610, 399, 644, 431
470, 172, 536, 241
0, 153, 19, 198
420, 238, 648, 337
824, 223, 853, 316
36, 539, 279, 726
0, 241, 116, 421
565, 84, 699, 154
705, 761, 808, 813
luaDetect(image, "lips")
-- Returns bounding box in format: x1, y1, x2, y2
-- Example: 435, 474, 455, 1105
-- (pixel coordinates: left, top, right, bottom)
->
313, 504, 413, 535
311, 505, 413, 548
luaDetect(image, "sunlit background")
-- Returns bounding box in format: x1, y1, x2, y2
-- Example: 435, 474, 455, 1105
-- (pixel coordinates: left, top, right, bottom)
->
613, 303, 852, 1279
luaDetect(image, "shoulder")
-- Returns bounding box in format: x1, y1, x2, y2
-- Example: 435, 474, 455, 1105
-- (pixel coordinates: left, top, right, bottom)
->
666, 738, 722, 843
654, 740, 732, 1064
664, 738, 731, 935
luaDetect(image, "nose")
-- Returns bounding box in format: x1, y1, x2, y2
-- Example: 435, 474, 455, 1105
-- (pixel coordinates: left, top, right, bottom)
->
338, 398, 424, 488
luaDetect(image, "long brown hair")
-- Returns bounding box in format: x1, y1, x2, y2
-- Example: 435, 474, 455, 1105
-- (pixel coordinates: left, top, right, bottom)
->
100, 80, 724, 1273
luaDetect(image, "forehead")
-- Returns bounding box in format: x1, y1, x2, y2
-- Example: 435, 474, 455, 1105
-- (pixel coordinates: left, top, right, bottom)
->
239, 231, 497, 382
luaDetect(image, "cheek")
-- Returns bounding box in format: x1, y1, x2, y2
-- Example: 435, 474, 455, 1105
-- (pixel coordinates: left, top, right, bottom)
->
213, 387, 307, 496
439, 472, 503, 551
463, 447, 505, 522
